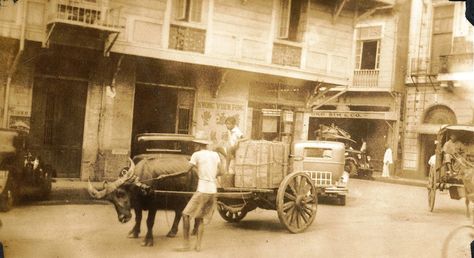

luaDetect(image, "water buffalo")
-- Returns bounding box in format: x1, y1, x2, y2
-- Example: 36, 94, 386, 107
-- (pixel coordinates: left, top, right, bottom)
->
88, 157, 199, 246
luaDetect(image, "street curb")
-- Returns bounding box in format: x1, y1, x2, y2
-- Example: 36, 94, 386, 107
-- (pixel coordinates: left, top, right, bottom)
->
21, 199, 109, 206
372, 176, 427, 188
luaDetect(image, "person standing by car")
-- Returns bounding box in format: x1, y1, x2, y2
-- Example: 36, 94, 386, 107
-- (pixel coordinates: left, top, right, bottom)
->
382, 144, 393, 178
157, 138, 223, 251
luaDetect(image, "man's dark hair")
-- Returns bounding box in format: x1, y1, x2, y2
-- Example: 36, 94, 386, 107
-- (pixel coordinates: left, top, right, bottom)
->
225, 117, 236, 125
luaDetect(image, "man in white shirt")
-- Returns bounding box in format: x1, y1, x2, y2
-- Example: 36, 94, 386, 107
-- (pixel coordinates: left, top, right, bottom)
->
382, 145, 393, 178
224, 117, 243, 173
157, 138, 222, 251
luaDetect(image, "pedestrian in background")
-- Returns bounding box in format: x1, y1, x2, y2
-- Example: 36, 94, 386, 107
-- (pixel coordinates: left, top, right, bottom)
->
382, 144, 393, 178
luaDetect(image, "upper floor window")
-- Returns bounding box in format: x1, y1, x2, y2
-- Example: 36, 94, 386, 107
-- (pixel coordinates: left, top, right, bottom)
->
174, 0, 203, 23
278, 0, 308, 42
355, 26, 382, 70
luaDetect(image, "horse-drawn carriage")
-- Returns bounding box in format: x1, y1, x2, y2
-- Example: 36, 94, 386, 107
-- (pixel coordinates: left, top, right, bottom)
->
427, 125, 474, 212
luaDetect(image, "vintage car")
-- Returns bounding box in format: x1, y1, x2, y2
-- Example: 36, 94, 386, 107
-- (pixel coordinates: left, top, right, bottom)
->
291, 140, 349, 205
316, 124, 373, 178
0, 128, 53, 211
131, 133, 195, 163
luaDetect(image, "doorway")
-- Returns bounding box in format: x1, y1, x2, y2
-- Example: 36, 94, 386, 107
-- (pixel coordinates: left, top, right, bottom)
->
30, 78, 88, 178
420, 134, 437, 177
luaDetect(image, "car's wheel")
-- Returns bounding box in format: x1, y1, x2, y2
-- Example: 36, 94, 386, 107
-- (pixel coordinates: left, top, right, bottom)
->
39, 165, 53, 199
336, 195, 346, 206
0, 176, 15, 212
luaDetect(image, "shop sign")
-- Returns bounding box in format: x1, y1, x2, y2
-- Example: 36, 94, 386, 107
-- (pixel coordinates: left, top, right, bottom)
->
195, 100, 247, 145
311, 110, 396, 120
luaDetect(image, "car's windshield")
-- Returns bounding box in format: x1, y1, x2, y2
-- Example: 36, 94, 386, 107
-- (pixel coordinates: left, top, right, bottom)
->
304, 148, 333, 159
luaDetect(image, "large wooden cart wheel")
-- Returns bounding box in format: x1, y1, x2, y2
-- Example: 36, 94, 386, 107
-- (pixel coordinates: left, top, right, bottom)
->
427, 165, 437, 212
277, 172, 318, 233
217, 202, 248, 223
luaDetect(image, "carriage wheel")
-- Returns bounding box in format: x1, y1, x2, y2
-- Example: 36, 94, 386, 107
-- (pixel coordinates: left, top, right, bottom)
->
277, 172, 318, 233
217, 202, 248, 223
427, 166, 437, 212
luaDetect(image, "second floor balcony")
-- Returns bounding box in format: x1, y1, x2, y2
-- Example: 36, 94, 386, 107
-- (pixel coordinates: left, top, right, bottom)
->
439, 53, 474, 74
46, 0, 122, 31
352, 69, 379, 88
44, 0, 123, 54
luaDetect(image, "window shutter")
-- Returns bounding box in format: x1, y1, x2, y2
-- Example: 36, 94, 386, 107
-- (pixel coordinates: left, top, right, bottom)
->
296, 0, 309, 42
278, 0, 291, 39
376, 40, 381, 69
190, 0, 203, 23
355, 41, 362, 69
175, 0, 187, 20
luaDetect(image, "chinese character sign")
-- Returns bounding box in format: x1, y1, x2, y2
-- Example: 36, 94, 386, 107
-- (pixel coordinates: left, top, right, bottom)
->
195, 100, 246, 147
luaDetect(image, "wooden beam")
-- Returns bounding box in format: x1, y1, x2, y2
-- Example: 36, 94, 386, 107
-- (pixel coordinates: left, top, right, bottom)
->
212, 69, 228, 98
355, 7, 377, 23
333, 0, 348, 23
355, 5, 393, 23
311, 86, 348, 110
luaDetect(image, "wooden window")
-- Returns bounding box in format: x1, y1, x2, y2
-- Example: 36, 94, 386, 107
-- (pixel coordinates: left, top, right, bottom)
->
278, 0, 308, 42
174, 0, 203, 23
431, 5, 454, 73
177, 107, 191, 134
355, 26, 382, 70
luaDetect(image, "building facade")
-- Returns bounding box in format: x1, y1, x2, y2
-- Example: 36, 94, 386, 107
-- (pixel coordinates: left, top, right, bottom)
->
307, 0, 410, 172
403, 0, 474, 179
0, 0, 394, 180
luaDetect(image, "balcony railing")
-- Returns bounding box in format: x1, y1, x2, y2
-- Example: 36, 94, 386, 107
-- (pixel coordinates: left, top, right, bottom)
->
352, 69, 379, 88
272, 42, 302, 68
47, 0, 122, 30
410, 57, 439, 76
439, 53, 474, 74
169, 24, 206, 54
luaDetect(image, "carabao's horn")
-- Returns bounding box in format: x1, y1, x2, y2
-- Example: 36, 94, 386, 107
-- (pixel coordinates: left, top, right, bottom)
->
87, 179, 108, 199
127, 158, 135, 177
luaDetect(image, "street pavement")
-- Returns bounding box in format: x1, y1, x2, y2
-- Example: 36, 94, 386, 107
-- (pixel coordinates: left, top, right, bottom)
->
0, 179, 472, 258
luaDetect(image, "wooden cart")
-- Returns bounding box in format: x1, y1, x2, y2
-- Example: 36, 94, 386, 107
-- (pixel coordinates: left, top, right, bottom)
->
217, 171, 318, 233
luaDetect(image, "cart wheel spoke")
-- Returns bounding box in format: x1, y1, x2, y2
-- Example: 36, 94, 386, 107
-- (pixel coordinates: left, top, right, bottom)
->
300, 181, 312, 195
295, 210, 301, 228
286, 206, 295, 224
282, 201, 295, 212
284, 192, 297, 201
289, 180, 298, 196
299, 208, 309, 224
302, 205, 313, 217
302, 195, 316, 204
297, 178, 308, 195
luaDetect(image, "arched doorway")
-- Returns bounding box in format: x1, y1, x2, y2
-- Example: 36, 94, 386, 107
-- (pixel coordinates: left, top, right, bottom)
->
419, 105, 457, 177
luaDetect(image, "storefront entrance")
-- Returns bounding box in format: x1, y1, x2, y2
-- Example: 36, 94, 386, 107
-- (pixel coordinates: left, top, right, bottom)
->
131, 83, 194, 152
308, 117, 390, 171
30, 78, 88, 178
